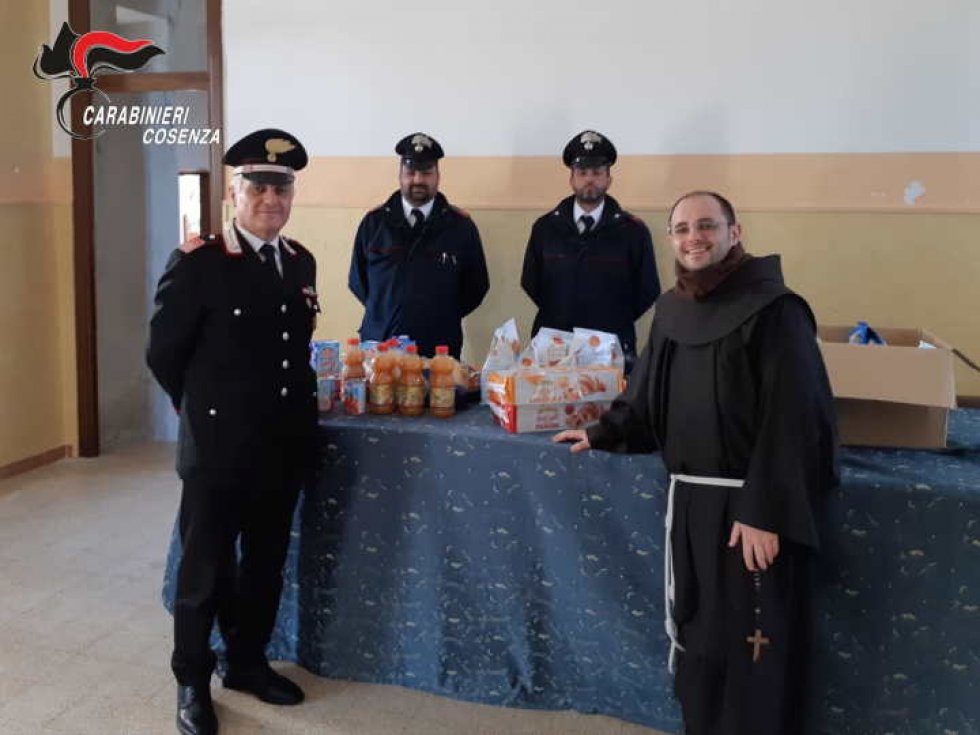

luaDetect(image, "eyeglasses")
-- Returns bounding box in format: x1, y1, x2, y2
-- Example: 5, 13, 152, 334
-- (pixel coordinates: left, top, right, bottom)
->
668, 220, 729, 236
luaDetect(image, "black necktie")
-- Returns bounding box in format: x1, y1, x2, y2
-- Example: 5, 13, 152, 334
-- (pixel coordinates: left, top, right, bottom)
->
580, 215, 595, 234
411, 208, 424, 231
259, 242, 280, 280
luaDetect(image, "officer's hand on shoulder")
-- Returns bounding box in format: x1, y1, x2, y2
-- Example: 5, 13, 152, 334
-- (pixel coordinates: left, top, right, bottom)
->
179, 233, 206, 253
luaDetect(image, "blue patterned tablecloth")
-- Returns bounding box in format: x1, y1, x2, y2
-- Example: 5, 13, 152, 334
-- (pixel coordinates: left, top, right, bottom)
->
164, 408, 980, 735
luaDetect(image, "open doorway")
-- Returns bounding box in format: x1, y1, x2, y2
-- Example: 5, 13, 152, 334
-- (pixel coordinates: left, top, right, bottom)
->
94, 90, 213, 447
70, 0, 223, 454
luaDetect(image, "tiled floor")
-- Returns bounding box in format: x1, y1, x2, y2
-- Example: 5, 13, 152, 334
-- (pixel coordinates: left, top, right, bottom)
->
0, 444, 668, 735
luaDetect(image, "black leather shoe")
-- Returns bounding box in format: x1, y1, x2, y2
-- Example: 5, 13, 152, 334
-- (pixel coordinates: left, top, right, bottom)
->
176, 684, 217, 735
223, 664, 304, 705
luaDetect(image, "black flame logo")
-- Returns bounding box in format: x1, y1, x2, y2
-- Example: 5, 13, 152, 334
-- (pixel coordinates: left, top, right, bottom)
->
33, 22, 165, 139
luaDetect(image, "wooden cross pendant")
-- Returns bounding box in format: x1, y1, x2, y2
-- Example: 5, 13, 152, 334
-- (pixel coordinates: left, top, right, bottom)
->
746, 628, 770, 662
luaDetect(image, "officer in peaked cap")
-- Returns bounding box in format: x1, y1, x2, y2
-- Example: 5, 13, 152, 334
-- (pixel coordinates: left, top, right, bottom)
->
348, 132, 489, 359
522, 129, 660, 372
148, 127, 317, 735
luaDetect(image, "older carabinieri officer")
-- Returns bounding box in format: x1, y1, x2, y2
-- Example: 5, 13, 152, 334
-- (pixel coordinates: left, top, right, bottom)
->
148, 128, 318, 735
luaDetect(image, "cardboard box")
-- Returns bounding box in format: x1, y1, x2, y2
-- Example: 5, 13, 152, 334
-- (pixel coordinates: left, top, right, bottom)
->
817, 325, 957, 448
484, 366, 624, 405
489, 400, 613, 433
484, 366, 623, 433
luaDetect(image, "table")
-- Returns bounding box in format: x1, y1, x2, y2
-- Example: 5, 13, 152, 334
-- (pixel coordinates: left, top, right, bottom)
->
163, 408, 980, 735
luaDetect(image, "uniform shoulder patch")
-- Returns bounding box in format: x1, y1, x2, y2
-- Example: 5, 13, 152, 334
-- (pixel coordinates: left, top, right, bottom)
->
450, 205, 471, 218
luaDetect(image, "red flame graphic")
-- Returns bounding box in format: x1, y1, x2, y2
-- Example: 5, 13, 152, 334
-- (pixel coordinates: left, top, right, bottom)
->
71, 31, 155, 78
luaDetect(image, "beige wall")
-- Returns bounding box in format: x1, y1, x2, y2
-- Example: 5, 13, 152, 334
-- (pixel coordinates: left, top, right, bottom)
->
0, 2, 76, 467
294, 154, 980, 213
287, 182, 980, 397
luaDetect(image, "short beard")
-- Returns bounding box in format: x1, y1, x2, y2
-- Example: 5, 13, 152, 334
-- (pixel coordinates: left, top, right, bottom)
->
575, 188, 605, 206
405, 186, 432, 206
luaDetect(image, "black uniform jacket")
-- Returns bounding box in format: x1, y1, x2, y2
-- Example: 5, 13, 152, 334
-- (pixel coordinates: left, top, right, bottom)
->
348, 191, 489, 358
521, 195, 660, 361
147, 226, 318, 479
587, 255, 839, 549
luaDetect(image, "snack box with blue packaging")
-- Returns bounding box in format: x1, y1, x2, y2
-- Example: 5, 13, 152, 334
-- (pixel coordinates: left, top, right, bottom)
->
311, 340, 341, 377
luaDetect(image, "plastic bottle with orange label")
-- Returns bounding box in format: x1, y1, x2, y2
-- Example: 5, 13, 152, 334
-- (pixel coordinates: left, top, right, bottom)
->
428, 345, 456, 418
368, 342, 395, 414
397, 344, 426, 416
342, 338, 367, 415
387, 339, 404, 391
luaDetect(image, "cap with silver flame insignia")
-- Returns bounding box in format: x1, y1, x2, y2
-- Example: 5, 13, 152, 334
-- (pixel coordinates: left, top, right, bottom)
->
224, 128, 308, 184
562, 129, 617, 169
395, 132, 445, 171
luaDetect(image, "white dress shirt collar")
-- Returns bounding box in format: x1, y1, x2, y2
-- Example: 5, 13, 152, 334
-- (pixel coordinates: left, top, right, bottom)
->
235, 223, 283, 275
402, 197, 435, 225
573, 199, 605, 233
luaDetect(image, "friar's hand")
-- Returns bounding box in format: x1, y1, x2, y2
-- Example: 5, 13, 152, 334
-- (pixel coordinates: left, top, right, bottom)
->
553, 429, 591, 453
728, 521, 780, 572
178, 233, 205, 253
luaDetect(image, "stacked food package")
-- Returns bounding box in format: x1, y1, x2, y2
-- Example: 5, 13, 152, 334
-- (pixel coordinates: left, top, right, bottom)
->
311, 340, 341, 412
483, 322, 625, 433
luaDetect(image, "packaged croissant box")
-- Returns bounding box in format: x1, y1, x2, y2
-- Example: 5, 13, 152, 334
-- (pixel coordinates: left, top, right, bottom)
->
483, 324, 625, 433
485, 365, 624, 406
489, 400, 615, 433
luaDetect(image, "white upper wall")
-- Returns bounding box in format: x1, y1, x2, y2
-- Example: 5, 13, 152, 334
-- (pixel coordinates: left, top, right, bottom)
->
226, 0, 978, 156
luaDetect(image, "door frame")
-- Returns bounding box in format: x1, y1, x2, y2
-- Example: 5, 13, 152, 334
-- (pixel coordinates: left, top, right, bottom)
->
69, 0, 224, 456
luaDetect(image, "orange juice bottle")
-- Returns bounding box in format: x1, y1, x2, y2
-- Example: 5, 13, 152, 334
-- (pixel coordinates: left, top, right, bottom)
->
394, 347, 406, 409
387, 339, 403, 391
429, 345, 455, 418
368, 342, 395, 414
397, 344, 425, 416
342, 338, 367, 415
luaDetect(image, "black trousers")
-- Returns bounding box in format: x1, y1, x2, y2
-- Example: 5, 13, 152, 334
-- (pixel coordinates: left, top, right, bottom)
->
671, 483, 812, 735
171, 458, 302, 686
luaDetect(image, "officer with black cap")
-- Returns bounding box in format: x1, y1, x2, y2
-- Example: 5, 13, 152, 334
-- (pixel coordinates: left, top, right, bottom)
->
521, 130, 661, 371
348, 132, 489, 358
148, 128, 318, 735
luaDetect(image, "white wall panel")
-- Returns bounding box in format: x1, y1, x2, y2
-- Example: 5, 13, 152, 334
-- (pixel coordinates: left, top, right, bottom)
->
224, 0, 978, 155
